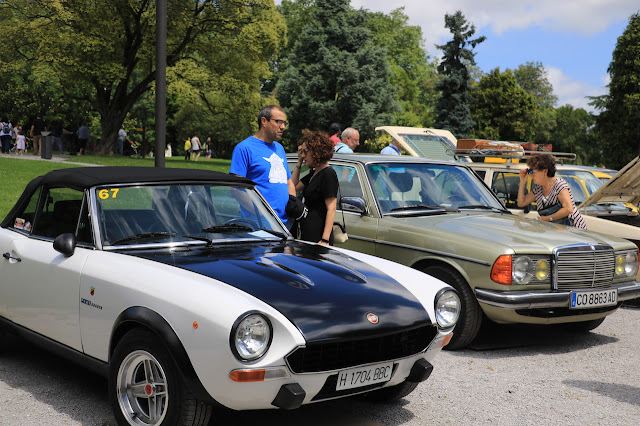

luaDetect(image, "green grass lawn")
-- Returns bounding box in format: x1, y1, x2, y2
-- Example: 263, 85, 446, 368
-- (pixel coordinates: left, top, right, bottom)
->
0, 155, 231, 219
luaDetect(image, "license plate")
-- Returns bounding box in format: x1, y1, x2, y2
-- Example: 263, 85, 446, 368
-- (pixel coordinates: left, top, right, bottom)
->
570, 289, 617, 309
336, 362, 393, 391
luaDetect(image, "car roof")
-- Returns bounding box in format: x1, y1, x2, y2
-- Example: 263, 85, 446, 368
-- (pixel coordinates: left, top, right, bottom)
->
31, 166, 249, 189
288, 152, 462, 167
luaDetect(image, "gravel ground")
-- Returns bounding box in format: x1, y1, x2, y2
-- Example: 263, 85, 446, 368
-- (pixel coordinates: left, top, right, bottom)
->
1, 306, 639, 425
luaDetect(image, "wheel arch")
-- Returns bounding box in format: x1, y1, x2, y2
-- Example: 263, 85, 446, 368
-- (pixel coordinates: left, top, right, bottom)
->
109, 306, 218, 406
411, 257, 469, 283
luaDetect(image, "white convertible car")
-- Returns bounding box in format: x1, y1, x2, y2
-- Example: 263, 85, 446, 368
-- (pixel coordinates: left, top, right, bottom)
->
0, 167, 459, 426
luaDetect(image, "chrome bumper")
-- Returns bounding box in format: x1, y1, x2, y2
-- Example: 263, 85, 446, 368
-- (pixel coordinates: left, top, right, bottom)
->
475, 280, 640, 309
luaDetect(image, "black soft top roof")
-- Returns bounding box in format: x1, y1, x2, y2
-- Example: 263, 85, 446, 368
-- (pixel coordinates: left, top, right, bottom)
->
2, 166, 253, 228
33, 166, 251, 189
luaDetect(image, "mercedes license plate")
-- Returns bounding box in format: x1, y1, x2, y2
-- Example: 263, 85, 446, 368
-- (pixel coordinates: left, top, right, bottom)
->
336, 362, 393, 391
570, 289, 617, 309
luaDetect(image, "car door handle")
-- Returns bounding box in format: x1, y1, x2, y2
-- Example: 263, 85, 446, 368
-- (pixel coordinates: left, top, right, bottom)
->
2, 253, 21, 262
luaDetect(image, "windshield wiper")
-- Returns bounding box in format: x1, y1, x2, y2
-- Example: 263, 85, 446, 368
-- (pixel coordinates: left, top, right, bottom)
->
260, 228, 290, 240
390, 204, 459, 213
459, 205, 508, 212
111, 232, 176, 245
202, 224, 254, 233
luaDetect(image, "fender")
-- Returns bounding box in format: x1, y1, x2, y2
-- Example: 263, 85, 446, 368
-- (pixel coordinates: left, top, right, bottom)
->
110, 306, 218, 405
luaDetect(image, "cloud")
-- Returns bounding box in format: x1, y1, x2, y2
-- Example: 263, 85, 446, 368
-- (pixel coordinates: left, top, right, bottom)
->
352, 0, 638, 40
546, 67, 607, 112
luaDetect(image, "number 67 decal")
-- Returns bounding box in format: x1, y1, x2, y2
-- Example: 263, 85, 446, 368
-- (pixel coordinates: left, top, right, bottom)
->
98, 188, 120, 199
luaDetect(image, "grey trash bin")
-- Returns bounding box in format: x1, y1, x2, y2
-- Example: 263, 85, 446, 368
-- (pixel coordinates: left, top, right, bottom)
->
40, 131, 52, 159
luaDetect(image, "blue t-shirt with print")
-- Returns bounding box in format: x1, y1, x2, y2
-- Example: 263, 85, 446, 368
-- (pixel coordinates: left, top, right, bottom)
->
230, 136, 292, 225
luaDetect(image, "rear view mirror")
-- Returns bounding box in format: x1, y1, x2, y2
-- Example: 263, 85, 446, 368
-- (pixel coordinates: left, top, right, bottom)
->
54, 233, 77, 257
341, 197, 367, 215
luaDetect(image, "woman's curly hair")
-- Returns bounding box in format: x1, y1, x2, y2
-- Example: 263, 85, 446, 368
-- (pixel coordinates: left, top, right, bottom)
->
299, 131, 334, 164
527, 154, 556, 177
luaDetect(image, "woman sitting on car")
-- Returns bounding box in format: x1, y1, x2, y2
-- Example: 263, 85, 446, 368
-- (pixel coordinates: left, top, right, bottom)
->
517, 154, 587, 229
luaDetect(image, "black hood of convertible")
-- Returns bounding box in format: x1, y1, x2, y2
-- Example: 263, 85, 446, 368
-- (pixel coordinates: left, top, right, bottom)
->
123, 241, 432, 342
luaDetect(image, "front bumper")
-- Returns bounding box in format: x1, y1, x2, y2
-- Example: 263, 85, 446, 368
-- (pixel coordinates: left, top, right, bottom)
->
475, 280, 640, 309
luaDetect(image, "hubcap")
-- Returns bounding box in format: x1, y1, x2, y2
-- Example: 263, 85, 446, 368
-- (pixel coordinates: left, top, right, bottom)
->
117, 350, 168, 425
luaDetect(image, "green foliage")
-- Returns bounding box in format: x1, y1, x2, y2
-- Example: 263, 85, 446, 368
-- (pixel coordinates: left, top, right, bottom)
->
550, 105, 597, 164
275, 0, 396, 149
363, 8, 439, 127
2, 0, 282, 156
434, 10, 485, 138
471, 68, 537, 141
596, 12, 640, 169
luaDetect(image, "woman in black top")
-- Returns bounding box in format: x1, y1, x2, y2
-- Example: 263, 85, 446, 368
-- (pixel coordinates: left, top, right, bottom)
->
291, 131, 338, 245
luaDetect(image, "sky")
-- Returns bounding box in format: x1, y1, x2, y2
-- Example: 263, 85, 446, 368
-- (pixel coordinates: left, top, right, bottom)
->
279, 1, 640, 113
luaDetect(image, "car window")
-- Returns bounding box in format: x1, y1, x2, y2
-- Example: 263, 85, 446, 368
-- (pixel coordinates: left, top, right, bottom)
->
491, 172, 526, 208
97, 184, 285, 247
9, 186, 41, 233
367, 163, 503, 214
30, 187, 85, 239
333, 165, 364, 199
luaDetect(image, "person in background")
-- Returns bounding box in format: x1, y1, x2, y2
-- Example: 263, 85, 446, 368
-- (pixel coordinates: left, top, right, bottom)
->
184, 137, 191, 160
230, 105, 295, 228
0, 117, 12, 154
191, 135, 201, 161
117, 127, 127, 155
381, 138, 402, 155
204, 136, 212, 160
517, 154, 587, 229
76, 122, 90, 156
30, 114, 46, 156
291, 131, 338, 245
51, 120, 73, 154
334, 127, 359, 153
328, 122, 341, 146
15, 129, 27, 155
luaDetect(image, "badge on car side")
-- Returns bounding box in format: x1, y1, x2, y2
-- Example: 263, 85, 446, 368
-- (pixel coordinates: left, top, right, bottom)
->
367, 313, 379, 324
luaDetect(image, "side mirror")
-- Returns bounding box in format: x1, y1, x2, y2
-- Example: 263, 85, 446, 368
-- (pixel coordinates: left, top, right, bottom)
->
54, 233, 77, 257
341, 197, 367, 215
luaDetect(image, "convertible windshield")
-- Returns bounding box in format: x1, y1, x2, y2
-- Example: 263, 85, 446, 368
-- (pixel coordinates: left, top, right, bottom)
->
96, 183, 286, 247
367, 163, 505, 215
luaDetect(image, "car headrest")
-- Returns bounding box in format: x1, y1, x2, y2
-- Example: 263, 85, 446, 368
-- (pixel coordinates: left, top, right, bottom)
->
388, 172, 413, 193
54, 199, 82, 220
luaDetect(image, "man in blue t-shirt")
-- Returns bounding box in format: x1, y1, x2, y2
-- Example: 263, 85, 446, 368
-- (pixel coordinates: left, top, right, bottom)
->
230, 105, 295, 228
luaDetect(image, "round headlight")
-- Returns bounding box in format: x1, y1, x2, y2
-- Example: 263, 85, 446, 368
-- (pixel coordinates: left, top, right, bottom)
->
232, 313, 272, 361
535, 259, 549, 281
435, 289, 460, 329
513, 256, 533, 284
623, 251, 639, 276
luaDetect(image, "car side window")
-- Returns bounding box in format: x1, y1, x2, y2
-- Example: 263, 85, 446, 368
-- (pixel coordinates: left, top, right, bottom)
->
333, 165, 364, 199
9, 186, 41, 233
31, 187, 85, 239
491, 172, 522, 208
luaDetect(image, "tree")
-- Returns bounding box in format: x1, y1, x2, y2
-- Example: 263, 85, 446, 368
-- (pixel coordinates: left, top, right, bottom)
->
550, 105, 597, 164
434, 10, 485, 138
363, 7, 439, 127
275, 0, 396, 147
471, 68, 537, 141
1, 0, 283, 154
595, 12, 640, 169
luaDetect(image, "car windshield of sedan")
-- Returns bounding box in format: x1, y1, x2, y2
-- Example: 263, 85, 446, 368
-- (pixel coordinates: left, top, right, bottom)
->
96, 183, 287, 247
367, 163, 505, 215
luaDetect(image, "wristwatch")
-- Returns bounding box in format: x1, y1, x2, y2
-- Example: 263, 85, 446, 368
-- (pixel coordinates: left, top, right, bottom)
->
549, 215, 554, 222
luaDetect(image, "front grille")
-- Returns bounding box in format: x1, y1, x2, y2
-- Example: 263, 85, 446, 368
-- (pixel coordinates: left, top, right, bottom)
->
554, 243, 615, 291
286, 324, 436, 374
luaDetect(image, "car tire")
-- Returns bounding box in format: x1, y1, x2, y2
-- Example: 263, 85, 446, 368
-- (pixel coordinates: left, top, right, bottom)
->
361, 381, 419, 403
109, 329, 212, 426
422, 265, 482, 350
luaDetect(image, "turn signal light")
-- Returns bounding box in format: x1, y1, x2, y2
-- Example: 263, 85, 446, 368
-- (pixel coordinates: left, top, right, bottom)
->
491, 255, 512, 285
230, 369, 266, 382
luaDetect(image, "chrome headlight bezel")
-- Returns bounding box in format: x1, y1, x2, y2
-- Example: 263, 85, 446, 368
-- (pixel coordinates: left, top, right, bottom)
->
614, 249, 639, 278
230, 311, 273, 362
512, 255, 551, 285
435, 288, 461, 329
